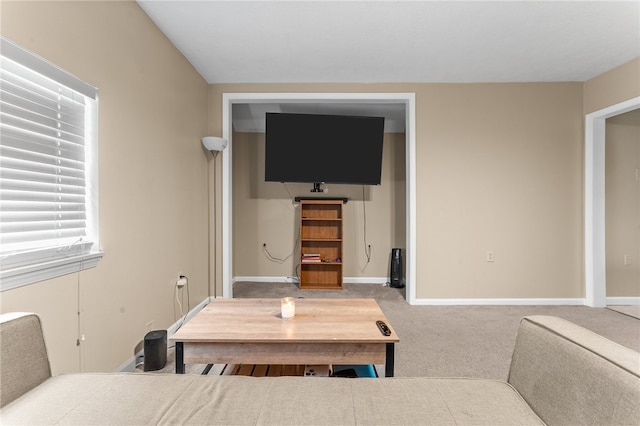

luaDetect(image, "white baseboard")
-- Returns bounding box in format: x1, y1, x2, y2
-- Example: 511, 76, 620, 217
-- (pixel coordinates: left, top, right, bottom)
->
607, 297, 640, 306
412, 298, 586, 306
344, 277, 388, 284
167, 296, 212, 337
233, 276, 387, 284
234, 276, 299, 283
116, 346, 145, 373
116, 296, 211, 372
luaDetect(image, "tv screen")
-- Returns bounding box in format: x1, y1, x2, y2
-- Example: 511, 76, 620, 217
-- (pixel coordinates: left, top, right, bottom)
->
264, 113, 385, 185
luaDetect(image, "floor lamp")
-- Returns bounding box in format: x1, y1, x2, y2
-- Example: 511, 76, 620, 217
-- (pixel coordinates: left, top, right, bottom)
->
202, 136, 228, 299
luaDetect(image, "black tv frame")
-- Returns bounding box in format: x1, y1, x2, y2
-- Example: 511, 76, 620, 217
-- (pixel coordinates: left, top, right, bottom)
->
264, 112, 385, 187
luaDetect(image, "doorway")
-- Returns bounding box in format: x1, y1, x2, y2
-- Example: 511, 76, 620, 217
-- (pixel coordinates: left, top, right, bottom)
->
584, 96, 640, 307
605, 109, 640, 305
220, 93, 417, 303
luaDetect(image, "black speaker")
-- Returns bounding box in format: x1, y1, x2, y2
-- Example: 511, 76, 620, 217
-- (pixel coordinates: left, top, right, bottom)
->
390, 248, 404, 288
143, 330, 167, 372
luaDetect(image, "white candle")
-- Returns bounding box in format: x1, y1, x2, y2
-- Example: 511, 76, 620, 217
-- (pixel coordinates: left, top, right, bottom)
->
281, 297, 295, 320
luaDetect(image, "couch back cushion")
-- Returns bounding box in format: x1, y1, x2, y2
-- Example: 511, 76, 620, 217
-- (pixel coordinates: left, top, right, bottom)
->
0, 313, 52, 408
508, 315, 640, 425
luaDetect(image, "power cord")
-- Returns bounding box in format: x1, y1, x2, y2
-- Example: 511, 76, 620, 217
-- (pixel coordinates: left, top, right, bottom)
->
282, 182, 295, 203
262, 232, 299, 264
362, 185, 372, 263
174, 275, 190, 332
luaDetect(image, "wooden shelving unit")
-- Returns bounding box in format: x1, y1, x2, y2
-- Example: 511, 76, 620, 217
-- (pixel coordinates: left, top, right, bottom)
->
299, 199, 343, 290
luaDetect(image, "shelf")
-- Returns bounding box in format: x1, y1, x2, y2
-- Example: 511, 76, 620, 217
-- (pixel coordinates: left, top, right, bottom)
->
296, 283, 344, 290
299, 200, 343, 290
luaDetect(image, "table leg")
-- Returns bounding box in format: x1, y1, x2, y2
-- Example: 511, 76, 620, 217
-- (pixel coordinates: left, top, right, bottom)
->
385, 342, 395, 377
176, 342, 185, 374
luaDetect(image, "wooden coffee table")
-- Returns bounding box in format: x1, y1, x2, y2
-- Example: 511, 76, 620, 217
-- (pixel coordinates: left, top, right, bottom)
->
172, 298, 399, 377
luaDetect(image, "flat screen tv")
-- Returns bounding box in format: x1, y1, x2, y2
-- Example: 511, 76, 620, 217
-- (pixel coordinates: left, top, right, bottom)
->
264, 112, 385, 185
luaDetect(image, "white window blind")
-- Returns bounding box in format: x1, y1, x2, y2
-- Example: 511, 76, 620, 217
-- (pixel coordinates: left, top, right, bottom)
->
0, 37, 102, 290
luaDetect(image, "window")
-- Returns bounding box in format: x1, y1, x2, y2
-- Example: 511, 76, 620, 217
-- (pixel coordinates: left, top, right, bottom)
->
0, 37, 102, 291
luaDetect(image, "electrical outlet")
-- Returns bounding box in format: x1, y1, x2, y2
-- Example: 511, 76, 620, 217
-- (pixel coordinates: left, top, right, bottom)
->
486, 251, 494, 262
176, 276, 187, 288
624, 255, 631, 266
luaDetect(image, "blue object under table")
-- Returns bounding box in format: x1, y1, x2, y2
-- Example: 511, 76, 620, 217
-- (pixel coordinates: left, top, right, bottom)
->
332, 364, 377, 378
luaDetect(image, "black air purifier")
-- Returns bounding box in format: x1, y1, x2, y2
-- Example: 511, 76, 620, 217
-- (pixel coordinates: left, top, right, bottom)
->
390, 248, 404, 288
143, 330, 167, 371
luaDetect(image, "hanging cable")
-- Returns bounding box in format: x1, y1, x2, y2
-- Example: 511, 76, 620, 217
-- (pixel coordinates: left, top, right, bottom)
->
76, 254, 83, 372
263, 231, 300, 264
362, 185, 371, 263
282, 182, 295, 203
174, 277, 191, 332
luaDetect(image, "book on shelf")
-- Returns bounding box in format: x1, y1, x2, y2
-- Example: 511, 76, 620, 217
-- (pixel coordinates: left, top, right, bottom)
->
301, 253, 321, 263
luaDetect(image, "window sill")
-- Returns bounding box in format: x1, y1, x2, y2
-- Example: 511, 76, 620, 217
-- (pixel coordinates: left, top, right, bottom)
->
0, 251, 104, 292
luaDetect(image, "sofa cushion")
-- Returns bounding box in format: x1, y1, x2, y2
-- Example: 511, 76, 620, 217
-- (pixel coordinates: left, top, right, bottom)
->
0, 374, 543, 425
0, 313, 51, 408
508, 315, 640, 425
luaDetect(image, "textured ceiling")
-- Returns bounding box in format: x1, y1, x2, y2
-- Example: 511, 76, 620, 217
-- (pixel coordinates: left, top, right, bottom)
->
136, 1, 639, 131
137, 1, 639, 84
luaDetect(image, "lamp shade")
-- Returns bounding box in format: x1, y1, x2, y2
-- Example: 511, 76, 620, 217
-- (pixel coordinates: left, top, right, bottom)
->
202, 136, 227, 152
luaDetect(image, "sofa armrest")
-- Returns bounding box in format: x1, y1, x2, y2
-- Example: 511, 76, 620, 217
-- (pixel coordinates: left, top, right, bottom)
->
508, 315, 640, 425
0, 312, 52, 408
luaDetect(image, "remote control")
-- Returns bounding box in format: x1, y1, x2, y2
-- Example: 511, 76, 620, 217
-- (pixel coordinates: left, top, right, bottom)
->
376, 320, 391, 336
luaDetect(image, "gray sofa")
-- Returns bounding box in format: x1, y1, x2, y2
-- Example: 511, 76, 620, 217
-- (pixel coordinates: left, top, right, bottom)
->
1, 312, 638, 425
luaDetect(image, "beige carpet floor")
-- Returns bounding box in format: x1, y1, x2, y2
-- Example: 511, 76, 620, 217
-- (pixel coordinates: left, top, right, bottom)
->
607, 305, 640, 320
140, 282, 640, 380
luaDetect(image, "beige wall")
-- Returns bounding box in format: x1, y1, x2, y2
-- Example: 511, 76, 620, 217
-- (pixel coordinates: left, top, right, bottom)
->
606, 109, 640, 297
211, 82, 585, 300
584, 57, 640, 114
417, 83, 584, 299
231, 130, 405, 280
0, 1, 210, 373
